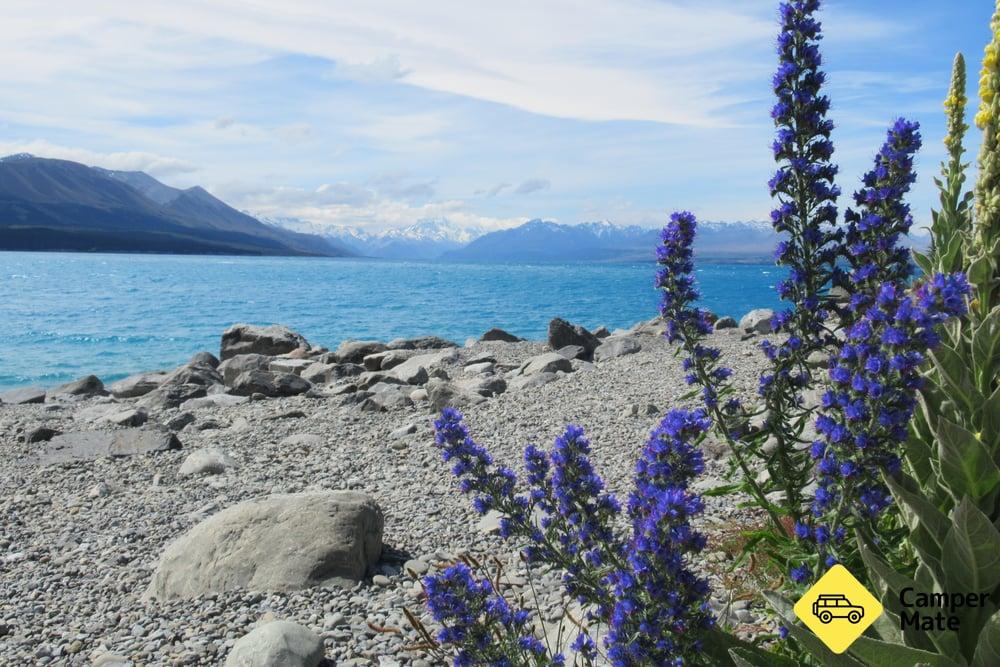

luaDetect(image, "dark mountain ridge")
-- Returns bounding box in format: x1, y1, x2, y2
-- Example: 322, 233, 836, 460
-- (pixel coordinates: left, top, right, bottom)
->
0, 154, 352, 256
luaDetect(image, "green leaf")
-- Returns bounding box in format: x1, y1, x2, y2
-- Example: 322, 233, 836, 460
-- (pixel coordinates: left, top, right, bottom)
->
937, 418, 1000, 501
884, 473, 950, 547
942, 497, 1000, 594
981, 385, 1000, 451
930, 343, 979, 411
699, 482, 743, 497
914, 250, 934, 275
972, 307, 1000, 389
973, 609, 1000, 667
727, 647, 798, 667
848, 636, 962, 667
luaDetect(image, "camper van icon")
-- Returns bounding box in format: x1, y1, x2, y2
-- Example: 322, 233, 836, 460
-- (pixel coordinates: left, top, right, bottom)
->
812, 594, 865, 624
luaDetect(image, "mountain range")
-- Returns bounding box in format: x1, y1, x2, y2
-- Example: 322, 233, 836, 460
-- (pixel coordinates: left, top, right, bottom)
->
0, 154, 351, 256
0, 153, 792, 261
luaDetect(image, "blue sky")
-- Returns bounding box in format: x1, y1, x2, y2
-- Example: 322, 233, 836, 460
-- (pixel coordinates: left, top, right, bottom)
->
0, 0, 995, 233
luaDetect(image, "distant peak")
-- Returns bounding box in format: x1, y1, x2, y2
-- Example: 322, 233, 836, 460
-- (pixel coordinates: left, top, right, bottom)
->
0, 152, 37, 162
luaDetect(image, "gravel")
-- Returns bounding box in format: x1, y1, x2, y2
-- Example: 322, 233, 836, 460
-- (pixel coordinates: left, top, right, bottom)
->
0, 323, 779, 665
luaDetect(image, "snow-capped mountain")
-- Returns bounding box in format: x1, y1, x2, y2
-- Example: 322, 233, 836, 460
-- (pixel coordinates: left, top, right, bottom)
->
442, 219, 779, 262
258, 217, 486, 260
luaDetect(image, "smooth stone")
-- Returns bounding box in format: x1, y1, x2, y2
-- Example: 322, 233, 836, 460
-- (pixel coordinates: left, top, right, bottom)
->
34, 428, 181, 464
108, 372, 168, 398
0, 386, 47, 405
518, 352, 572, 376
179, 447, 237, 477
146, 491, 383, 599
224, 620, 324, 667
593, 336, 641, 362
479, 327, 522, 343
220, 323, 311, 360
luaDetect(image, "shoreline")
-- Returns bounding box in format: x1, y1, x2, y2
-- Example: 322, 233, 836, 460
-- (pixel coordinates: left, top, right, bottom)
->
0, 312, 776, 664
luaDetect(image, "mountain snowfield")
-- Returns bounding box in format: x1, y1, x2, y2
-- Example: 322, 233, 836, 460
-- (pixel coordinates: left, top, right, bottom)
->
262, 215, 783, 262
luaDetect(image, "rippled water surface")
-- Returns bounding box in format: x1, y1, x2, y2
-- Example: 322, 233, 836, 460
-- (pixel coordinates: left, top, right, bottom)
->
0, 252, 784, 389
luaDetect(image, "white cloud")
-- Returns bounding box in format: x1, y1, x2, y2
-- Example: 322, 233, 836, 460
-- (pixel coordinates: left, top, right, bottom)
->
225, 180, 523, 233
0, 139, 197, 176
0, 0, 787, 126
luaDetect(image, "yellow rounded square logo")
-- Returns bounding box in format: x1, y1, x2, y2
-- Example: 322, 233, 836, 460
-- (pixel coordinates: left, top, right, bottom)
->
793, 564, 884, 654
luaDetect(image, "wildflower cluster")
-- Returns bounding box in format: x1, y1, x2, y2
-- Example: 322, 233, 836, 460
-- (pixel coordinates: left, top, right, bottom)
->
656, 211, 739, 417
423, 562, 553, 666
607, 410, 714, 666
802, 273, 971, 571
842, 119, 923, 314
425, 409, 718, 666
768, 0, 843, 349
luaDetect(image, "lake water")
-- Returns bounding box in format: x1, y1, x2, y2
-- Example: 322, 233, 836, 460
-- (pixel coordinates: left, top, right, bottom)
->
0, 252, 785, 390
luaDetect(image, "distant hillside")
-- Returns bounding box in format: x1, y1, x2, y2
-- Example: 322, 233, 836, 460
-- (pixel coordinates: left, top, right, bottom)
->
0, 154, 353, 256
440, 219, 780, 263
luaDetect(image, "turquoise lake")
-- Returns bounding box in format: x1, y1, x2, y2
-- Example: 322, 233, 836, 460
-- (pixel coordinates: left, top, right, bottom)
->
0, 252, 785, 390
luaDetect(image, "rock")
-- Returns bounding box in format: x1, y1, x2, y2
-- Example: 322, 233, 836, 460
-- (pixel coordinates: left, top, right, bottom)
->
508, 372, 559, 390
269, 358, 314, 375
426, 379, 484, 411
47, 375, 107, 400
35, 428, 181, 465
180, 394, 249, 410
224, 620, 324, 667
362, 350, 412, 372
220, 323, 311, 360
108, 372, 168, 398
632, 316, 667, 337
334, 340, 387, 364
555, 345, 586, 360
166, 412, 196, 431
739, 309, 775, 334
518, 352, 573, 376
390, 363, 428, 386
88, 481, 112, 498
330, 363, 365, 379
300, 361, 337, 384
390, 423, 417, 439
161, 362, 224, 388
387, 336, 457, 350
370, 387, 413, 410
146, 491, 383, 599
593, 336, 641, 362
25, 426, 60, 443
179, 447, 237, 477
714, 316, 737, 330
456, 376, 507, 398
0, 386, 47, 405
547, 318, 599, 357
410, 388, 428, 402
230, 371, 311, 398
593, 325, 611, 338
189, 351, 221, 368
100, 407, 149, 427
219, 354, 273, 385
137, 384, 207, 412
464, 361, 495, 375
479, 327, 523, 343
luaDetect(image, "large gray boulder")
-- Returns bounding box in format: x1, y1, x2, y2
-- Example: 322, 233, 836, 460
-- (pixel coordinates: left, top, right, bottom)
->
739, 309, 775, 334
714, 316, 738, 330
230, 371, 311, 398
224, 620, 324, 667
219, 354, 272, 385
480, 327, 523, 343
518, 352, 573, 376
146, 491, 383, 600
593, 336, 641, 362
334, 340, 387, 364
109, 372, 168, 398
47, 375, 107, 400
0, 386, 47, 405
547, 318, 599, 357
221, 324, 311, 361
34, 428, 180, 465
426, 379, 485, 411
269, 358, 314, 375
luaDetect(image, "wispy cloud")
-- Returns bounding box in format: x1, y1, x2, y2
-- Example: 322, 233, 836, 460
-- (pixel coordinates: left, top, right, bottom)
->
0, 139, 197, 176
